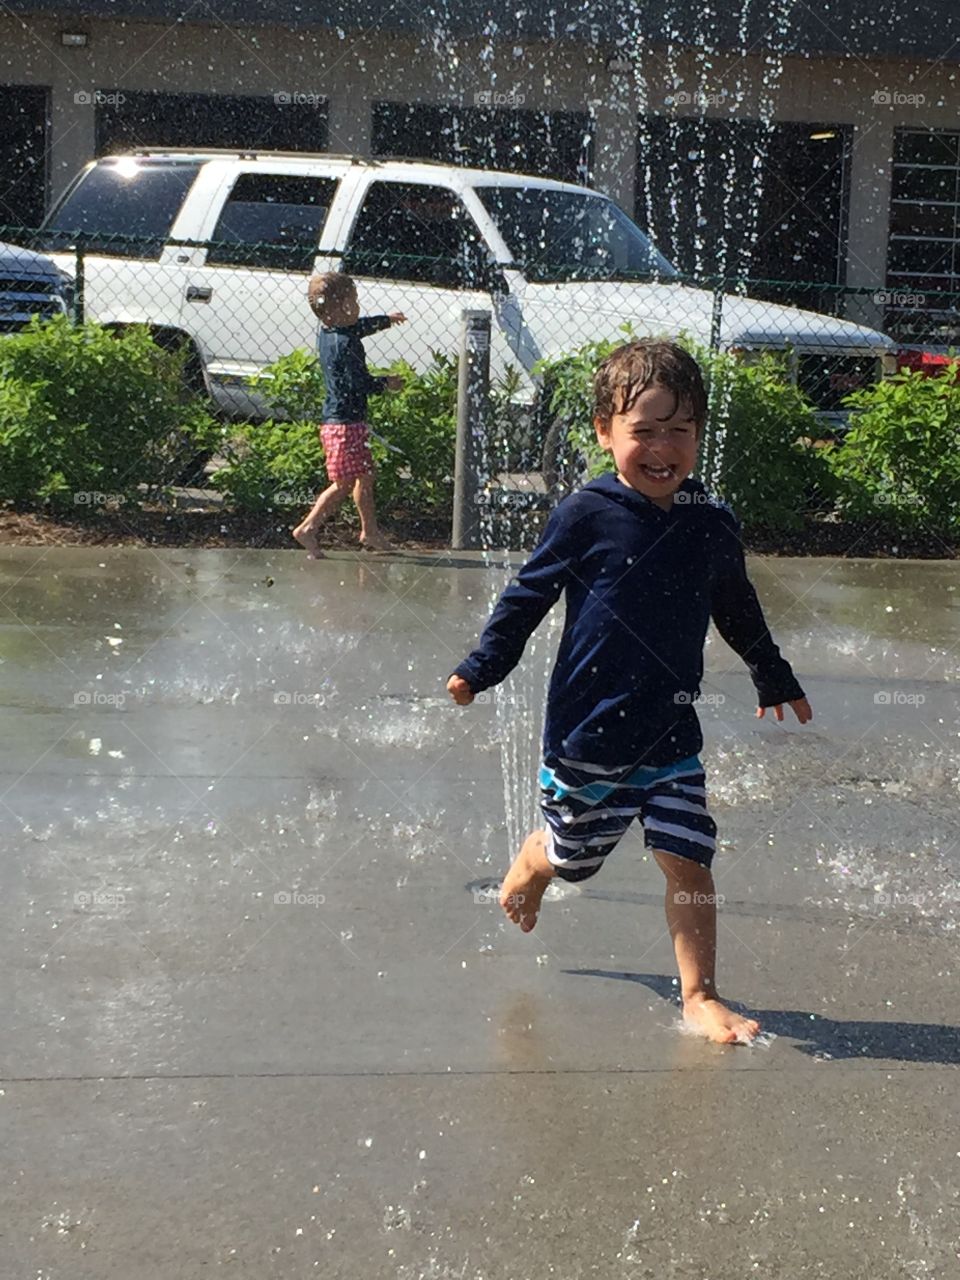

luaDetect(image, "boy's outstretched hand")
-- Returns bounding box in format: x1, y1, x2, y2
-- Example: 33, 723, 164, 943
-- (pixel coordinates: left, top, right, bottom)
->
447, 675, 475, 706
756, 697, 813, 724
388, 311, 407, 324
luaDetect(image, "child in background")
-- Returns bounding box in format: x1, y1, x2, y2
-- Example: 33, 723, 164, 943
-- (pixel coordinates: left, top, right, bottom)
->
448, 341, 812, 1045
293, 272, 405, 557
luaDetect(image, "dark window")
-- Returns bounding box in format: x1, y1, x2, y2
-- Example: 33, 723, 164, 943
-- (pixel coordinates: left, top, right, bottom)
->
476, 186, 678, 283
343, 182, 489, 287
892, 167, 958, 203
0, 84, 50, 229
893, 130, 960, 167
798, 354, 882, 413
95, 89, 328, 155
886, 129, 960, 347
207, 174, 338, 271
373, 101, 592, 185
890, 201, 955, 237
38, 158, 201, 258
886, 238, 954, 277
636, 118, 851, 308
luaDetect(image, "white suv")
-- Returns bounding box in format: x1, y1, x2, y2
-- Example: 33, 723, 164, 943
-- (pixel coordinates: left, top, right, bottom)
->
39, 149, 893, 421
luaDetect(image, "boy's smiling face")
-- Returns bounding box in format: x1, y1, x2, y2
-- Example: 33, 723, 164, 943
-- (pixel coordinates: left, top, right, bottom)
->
594, 381, 701, 509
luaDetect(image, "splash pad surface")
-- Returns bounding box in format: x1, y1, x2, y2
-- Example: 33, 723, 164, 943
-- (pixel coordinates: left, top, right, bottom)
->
3, 545, 958, 1278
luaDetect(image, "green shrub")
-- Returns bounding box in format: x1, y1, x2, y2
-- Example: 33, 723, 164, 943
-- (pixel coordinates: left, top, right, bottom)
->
212, 350, 457, 519
367, 356, 457, 515
699, 346, 834, 531
824, 370, 960, 532
0, 315, 219, 508
208, 417, 324, 515
537, 335, 832, 531
249, 347, 326, 421
534, 328, 647, 499
204, 349, 326, 514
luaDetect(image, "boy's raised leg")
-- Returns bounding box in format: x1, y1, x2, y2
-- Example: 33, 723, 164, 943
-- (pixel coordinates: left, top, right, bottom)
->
653, 849, 760, 1045
500, 830, 555, 932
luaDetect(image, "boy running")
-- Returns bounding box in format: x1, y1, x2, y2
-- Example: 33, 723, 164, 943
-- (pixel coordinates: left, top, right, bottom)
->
447, 341, 812, 1045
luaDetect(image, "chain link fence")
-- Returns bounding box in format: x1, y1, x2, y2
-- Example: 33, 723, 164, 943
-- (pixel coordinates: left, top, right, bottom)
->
2, 220, 957, 545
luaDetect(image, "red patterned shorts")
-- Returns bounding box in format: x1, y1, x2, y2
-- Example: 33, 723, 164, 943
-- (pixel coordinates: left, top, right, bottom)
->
320, 422, 373, 483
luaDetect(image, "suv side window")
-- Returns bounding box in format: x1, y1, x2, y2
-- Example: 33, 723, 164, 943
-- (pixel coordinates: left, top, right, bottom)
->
207, 173, 339, 271
343, 181, 489, 287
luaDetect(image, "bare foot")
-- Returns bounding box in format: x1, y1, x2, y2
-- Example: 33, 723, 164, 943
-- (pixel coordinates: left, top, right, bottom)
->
683, 993, 760, 1045
499, 832, 555, 933
360, 533, 395, 552
293, 523, 325, 559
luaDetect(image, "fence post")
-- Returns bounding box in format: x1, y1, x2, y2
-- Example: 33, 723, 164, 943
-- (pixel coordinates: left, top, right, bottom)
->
452, 309, 491, 551
73, 234, 86, 324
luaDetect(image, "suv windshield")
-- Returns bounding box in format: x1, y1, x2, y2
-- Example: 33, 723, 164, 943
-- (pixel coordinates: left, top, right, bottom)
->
38, 158, 202, 259
475, 186, 679, 284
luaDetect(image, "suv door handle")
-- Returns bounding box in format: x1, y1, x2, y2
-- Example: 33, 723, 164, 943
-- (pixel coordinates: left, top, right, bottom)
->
186, 286, 213, 302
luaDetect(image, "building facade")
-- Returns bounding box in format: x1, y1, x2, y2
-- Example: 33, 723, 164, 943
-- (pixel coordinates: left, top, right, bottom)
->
2, 1, 959, 341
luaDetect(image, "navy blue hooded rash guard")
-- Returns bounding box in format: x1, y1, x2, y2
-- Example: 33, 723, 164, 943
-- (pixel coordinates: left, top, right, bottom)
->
452, 473, 805, 769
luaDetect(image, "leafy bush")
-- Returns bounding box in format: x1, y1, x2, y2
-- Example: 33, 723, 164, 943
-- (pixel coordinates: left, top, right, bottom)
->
208, 418, 324, 515
823, 370, 960, 532
249, 347, 326, 421
534, 332, 626, 485
366, 356, 457, 514
537, 334, 832, 531
211, 350, 457, 519
0, 315, 219, 508
209, 351, 329, 515
699, 346, 833, 530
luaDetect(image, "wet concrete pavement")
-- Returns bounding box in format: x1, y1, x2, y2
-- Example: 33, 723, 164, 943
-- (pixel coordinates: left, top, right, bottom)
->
3, 545, 959, 1278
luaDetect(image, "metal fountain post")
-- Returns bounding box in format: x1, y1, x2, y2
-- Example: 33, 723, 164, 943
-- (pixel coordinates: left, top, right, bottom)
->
452, 309, 491, 551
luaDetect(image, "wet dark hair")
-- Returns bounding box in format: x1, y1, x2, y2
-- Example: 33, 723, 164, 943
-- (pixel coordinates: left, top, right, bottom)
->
307, 271, 356, 322
593, 340, 708, 428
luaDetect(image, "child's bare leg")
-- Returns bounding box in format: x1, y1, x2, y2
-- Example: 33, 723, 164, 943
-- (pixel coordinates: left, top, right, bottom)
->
500, 829, 555, 932
653, 849, 760, 1044
293, 481, 351, 557
353, 473, 393, 550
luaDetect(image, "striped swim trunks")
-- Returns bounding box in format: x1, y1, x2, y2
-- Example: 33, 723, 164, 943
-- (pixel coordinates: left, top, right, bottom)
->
539, 754, 717, 881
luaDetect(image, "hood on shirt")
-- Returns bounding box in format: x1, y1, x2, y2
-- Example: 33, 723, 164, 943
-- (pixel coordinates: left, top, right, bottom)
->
581, 471, 718, 513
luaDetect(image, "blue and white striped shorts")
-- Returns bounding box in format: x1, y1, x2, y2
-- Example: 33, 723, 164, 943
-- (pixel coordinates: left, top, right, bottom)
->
539, 754, 717, 881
